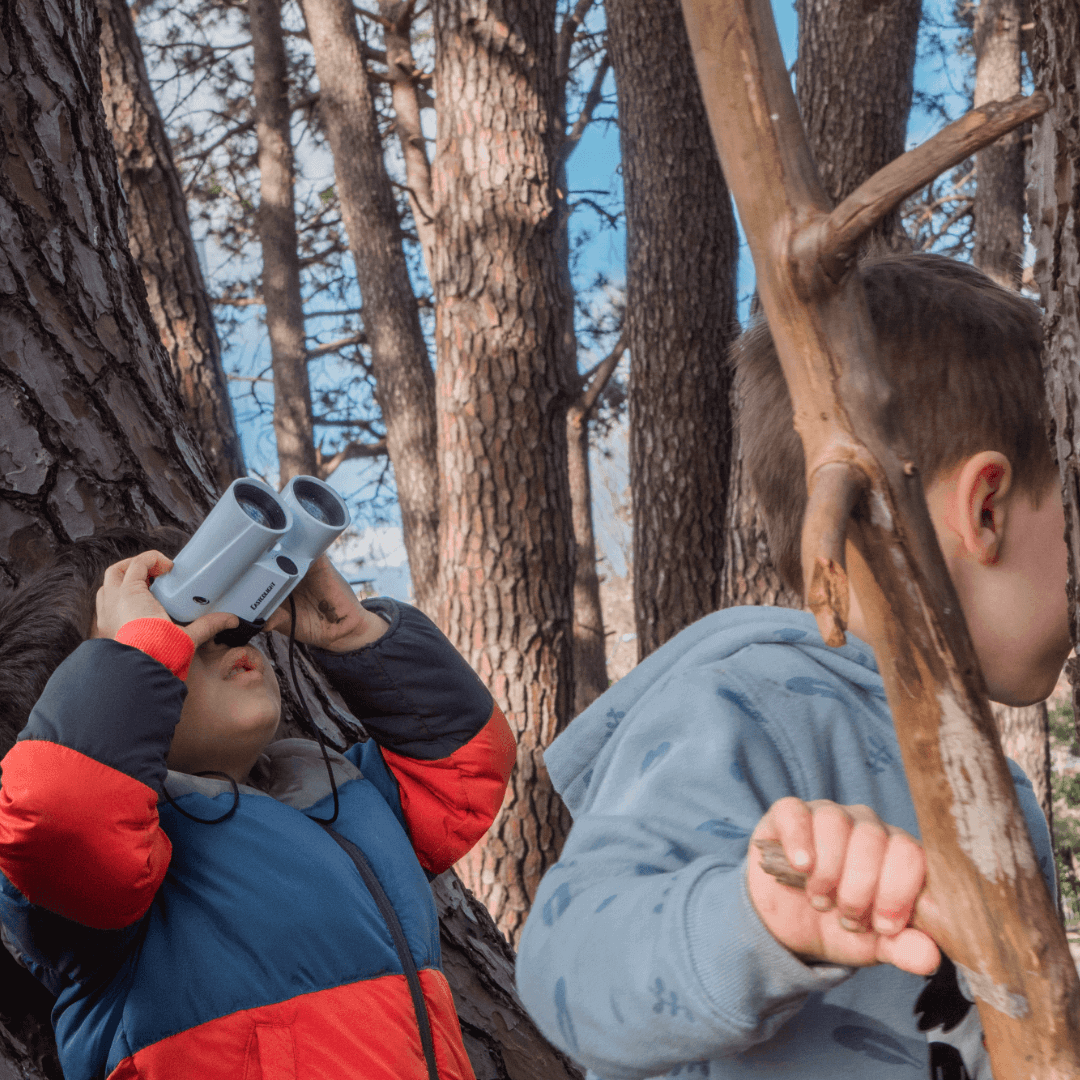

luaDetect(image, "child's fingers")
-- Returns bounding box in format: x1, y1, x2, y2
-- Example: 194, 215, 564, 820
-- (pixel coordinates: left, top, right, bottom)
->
870, 829, 925, 936
834, 811, 889, 930
184, 611, 240, 649
121, 550, 173, 587
804, 801, 854, 910
875, 925, 940, 976
755, 797, 815, 873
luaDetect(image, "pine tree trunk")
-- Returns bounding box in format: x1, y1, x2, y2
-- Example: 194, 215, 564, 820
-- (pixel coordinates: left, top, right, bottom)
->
0, 2, 585, 1071
431, 0, 576, 944
992, 701, 1052, 828
96, 0, 245, 493
249, 0, 318, 481
1030, 0, 1080, 736
299, 0, 440, 612
794, 0, 920, 251
606, 0, 739, 659
973, 0, 1026, 289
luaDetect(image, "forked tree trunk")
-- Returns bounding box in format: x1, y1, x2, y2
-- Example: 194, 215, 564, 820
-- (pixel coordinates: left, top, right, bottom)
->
681, 0, 1079, 1070
249, 0, 318, 481
1030, 0, 1080, 735
300, 0, 440, 612
96, 0, 245, 493
0, 3, 584, 1073
606, 0, 739, 660
794, 0, 920, 252
432, 0, 577, 945
973, 0, 1026, 289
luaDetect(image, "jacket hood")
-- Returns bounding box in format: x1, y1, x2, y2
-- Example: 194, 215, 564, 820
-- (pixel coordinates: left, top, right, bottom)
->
546, 606, 883, 817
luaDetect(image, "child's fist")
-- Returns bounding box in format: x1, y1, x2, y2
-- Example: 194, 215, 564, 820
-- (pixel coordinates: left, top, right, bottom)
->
746, 797, 940, 976
94, 550, 237, 648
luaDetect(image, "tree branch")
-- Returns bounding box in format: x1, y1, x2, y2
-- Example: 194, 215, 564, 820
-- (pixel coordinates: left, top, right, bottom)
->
305, 331, 367, 360
557, 0, 595, 92
801, 91, 1048, 286
574, 328, 627, 417
317, 438, 388, 477
560, 53, 611, 167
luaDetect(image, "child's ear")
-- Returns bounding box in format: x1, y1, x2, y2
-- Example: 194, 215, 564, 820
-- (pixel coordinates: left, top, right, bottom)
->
953, 451, 1012, 564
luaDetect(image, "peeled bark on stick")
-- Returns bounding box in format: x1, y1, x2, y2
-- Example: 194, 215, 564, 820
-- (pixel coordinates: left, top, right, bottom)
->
1029, 0, 1080, 740
249, 0, 318, 481
96, 0, 245, 493
973, 0, 1026, 290
680, 0, 1079, 1072
606, 0, 739, 660
299, 0, 440, 613
795, 0, 920, 253
0, 2, 586, 1073
432, 0, 577, 945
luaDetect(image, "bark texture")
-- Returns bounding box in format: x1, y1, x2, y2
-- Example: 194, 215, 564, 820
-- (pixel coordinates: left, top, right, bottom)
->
250, 0, 318, 481
300, 0, 440, 613
432, 0, 576, 944
97, 0, 245, 492
992, 701, 1052, 827
795, 0, 920, 251
973, 0, 1026, 289
607, 0, 739, 659
1030, 0, 1080, 734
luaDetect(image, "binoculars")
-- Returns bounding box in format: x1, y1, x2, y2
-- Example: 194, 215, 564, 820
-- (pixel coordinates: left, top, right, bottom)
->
151, 475, 351, 647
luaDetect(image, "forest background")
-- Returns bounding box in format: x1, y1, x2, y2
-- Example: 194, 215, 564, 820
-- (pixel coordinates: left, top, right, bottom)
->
1, 0, 1079, 1074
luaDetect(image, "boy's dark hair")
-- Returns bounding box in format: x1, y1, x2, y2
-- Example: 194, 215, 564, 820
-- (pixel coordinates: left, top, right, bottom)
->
735, 253, 1055, 597
0, 527, 188, 755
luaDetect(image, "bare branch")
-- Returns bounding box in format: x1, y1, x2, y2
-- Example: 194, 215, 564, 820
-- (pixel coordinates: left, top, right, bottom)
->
317, 438, 388, 477
804, 92, 1048, 284
574, 328, 627, 416
557, 0, 595, 91
560, 53, 611, 167
305, 331, 367, 360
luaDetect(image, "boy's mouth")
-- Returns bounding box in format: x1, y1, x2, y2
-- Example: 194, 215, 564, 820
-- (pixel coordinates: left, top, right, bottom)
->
223, 647, 263, 680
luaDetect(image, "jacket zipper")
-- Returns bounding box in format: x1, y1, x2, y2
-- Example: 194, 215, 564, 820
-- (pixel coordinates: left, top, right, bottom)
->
320, 825, 441, 1080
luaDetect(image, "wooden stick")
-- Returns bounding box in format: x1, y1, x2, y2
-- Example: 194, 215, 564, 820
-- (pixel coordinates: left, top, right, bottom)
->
680, 0, 1080, 1073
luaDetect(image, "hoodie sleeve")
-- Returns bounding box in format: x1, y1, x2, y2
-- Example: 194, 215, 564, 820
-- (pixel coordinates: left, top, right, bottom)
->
514, 660, 854, 1080
0, 621, 192, 931
311, 598, 515, 875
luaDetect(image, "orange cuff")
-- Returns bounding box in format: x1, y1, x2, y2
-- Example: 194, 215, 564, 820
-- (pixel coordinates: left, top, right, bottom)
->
115, 619, 195, 681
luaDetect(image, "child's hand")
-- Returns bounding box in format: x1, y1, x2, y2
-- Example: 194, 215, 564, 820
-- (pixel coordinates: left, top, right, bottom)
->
746, 797, 940, 975
261, 555, 388, 652
94, 550, 238, 648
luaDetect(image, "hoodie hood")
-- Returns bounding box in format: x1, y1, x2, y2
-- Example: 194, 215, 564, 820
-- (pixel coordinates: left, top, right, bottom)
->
546, 606, 884, 817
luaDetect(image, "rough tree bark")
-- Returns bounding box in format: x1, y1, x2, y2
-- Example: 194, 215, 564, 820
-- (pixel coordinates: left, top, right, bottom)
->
299, 0, 441, 613
432, 0, 577, 944
606, 0, 739, 660
96, 0, 245, 493
794, 0, 920, 252
682, 0, 1078, 1069
1030, 1, 1080, 735
0, 2, 583, 1074
973, 0, 1025, 289
249, 0, 318, 481
992, 701, 1052, 825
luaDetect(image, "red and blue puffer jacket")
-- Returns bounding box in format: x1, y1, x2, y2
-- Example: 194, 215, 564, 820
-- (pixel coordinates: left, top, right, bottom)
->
0, 598, 515, 1080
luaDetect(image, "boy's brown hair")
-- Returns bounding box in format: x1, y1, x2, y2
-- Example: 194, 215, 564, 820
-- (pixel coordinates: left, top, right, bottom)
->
0, 527, 188, 756
735, 253, 1055, 597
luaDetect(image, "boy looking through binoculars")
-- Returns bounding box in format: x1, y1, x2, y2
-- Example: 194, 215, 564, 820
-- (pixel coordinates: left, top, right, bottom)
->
0, 526, 514, 1080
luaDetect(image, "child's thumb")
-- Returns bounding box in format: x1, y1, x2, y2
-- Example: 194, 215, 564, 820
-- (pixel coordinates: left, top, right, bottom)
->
184, 611, 241, 649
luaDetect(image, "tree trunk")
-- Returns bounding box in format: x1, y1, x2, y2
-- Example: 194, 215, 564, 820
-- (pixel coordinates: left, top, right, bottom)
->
992, 701, 1052, 828
720, 407, 804, 609
0, 2, 586, 1072
249, 0, 318, 481
1030, 0, 1080, 736
96, 0, 245, 493
432, 0, 576, 944
379, 0, 437, 281
794, 0, 920, 251
299, 0, 440, 613
973, 0, 1025, 288
606, 0, 739, 660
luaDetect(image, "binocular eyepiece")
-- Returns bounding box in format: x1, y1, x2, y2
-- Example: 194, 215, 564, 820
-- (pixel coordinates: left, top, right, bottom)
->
151, 475, 351, 647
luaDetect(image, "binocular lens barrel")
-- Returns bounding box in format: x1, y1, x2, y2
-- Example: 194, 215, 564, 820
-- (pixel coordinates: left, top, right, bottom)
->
234, 483, 288, 531
292, 479, 347, 528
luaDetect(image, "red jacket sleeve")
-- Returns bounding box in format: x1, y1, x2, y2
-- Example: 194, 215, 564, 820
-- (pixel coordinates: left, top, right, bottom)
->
313, 599, 516, 874
0, 620, 191, 928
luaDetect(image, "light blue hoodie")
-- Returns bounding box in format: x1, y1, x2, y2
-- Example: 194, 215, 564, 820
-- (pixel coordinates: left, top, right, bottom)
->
515, 607, 1054, 1080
